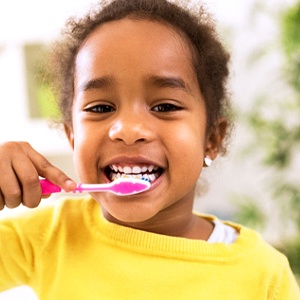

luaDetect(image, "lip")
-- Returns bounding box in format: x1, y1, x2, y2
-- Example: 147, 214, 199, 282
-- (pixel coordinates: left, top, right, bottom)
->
103, 156, 163, 167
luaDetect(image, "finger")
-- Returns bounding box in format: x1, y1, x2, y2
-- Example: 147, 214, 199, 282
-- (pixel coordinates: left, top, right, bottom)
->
0, 142, 59, 209
1, 183, 22, 209
12, 157, 41, 208
0, 190, 5, 210
25, 145, 76, 192
0, 162, 23, 209
41, 194, 51, 199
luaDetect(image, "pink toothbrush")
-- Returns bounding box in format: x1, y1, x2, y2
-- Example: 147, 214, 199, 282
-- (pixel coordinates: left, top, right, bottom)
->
40, 178, 151, 196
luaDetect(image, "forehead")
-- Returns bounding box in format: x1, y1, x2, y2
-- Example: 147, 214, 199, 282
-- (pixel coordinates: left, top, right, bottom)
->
74, 18, 197, 85
74, 18, 200, 97
78, 17, 192, 55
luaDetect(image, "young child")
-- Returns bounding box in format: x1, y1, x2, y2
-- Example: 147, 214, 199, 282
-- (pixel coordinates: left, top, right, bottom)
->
0, 0, 299, 298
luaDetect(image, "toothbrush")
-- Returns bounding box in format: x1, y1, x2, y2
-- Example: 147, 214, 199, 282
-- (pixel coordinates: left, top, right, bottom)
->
40, 178, 151, 196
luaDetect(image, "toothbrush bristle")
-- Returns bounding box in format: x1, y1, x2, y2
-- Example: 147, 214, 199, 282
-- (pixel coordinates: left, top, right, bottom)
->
141, 178, 151, 182
112, 178, 151, 195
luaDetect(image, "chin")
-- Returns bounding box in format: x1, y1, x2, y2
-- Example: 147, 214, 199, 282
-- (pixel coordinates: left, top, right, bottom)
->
101, 203, 160, 225
114, 210, 157, 224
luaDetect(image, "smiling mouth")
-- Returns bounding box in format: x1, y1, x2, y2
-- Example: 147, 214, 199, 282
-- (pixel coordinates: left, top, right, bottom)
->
105, 164, 163, 183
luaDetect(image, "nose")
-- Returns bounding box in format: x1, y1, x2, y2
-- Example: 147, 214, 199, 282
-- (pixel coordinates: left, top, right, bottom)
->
109, 113, 154, 145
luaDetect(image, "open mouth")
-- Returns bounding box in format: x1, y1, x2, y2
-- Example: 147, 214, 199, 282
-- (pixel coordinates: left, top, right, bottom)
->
105, 164, 163, 183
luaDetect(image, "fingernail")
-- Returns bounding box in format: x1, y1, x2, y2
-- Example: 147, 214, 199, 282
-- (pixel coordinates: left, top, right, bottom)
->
65, 179, 76, 190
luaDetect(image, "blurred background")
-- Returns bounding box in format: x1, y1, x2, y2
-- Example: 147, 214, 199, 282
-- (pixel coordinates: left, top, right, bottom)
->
0, 0, 299, 298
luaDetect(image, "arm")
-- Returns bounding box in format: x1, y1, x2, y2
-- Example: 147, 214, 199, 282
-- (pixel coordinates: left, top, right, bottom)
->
273, 262, 300, 300
0, 141, 76, 210
0, 202, 57, 292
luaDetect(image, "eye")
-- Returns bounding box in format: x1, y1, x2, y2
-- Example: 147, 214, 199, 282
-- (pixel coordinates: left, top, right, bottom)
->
152, 103, 182, 112
84, 104, 115, 113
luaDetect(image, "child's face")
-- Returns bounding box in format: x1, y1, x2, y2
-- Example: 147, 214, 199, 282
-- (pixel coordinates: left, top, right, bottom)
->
67, 18, 211, 226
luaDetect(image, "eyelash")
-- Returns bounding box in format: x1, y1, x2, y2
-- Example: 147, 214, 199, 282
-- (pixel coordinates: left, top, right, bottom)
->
151, 103, 182, 112
84, 103, 182, 114
84, 105, 115, 113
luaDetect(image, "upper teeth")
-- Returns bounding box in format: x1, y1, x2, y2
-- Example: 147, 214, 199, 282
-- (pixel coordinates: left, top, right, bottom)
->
110, 164, 158, 174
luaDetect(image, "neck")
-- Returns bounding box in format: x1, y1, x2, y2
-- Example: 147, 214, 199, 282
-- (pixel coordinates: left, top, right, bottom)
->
102, 197, 214, 241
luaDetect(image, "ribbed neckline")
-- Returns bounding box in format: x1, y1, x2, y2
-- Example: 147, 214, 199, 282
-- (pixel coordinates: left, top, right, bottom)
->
85, 198, 259, 262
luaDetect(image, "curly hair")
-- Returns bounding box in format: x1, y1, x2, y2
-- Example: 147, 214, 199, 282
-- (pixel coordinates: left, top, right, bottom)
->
50, 0, 232, 152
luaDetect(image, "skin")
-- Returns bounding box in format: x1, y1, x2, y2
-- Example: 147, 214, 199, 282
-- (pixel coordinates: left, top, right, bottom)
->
65, 18, 222, 239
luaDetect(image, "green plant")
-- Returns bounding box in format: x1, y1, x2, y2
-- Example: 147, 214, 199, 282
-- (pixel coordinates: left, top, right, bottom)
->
232, 2, 300, 278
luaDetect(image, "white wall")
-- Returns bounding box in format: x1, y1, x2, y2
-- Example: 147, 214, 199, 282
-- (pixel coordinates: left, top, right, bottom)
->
0, 0, 100, 152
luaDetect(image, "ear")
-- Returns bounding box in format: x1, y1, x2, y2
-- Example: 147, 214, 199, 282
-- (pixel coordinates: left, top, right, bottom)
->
64, 123, 74, 150
204, 118, 228, 160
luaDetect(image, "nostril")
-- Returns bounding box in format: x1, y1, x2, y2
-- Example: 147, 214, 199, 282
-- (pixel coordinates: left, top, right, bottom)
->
135, 137, 146, 142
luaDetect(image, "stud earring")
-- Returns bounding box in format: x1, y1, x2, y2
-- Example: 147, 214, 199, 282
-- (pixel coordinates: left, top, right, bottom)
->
204, 156, 213, 167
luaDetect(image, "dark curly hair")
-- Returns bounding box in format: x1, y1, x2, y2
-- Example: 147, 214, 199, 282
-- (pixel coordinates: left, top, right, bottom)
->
50, 0, 232, 152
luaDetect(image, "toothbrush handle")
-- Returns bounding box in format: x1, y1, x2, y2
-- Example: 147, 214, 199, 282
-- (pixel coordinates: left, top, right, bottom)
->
40, 178, 150, 195
39, 179, 108, 195
40, 179, 62, 194
75, 182, 112, 193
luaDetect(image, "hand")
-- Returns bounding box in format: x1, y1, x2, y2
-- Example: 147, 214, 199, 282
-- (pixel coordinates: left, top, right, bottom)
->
0, 142, 76, 210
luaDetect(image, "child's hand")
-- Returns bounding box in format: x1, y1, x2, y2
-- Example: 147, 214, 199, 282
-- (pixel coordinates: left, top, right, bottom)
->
0, 142, 76, 210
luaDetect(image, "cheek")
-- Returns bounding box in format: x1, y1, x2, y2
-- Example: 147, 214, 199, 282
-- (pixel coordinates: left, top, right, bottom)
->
169, 119, 206, 179
172, 119, 206, 156
162, 122, 205, 202
177, 133, 204, 173
72, 140, 90, 182
71, 121, 100, 181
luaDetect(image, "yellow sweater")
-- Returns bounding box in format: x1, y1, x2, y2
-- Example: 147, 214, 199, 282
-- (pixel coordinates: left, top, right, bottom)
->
0, 197, 299, 299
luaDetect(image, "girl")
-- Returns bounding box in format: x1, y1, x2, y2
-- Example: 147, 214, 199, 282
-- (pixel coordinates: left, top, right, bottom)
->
0, 0, 299, 298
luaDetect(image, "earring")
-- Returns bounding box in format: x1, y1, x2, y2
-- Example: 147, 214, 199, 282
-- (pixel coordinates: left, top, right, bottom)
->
204, 156, 213, 167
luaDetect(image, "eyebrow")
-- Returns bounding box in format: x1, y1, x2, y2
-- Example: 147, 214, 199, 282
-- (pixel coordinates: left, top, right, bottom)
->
79, 76, 115, 92
146, 75, 193, 94
79, 75, 192, 94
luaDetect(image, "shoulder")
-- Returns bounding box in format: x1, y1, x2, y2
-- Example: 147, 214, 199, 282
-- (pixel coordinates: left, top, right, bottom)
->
0, 197, 99, 262
0, 197, 96, 237
215, 218, 300, 298
228, 219, 289, 262
199, 213, 291, 268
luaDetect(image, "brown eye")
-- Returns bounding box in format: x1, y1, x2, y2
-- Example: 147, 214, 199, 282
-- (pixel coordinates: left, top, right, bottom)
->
85, 105, 115, 113
152, 103, 182, 112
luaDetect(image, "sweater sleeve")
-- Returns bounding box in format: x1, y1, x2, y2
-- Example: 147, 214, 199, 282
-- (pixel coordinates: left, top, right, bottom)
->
0, 206, 53, 292
273, 260, 300, 300
0, 214, 33, 291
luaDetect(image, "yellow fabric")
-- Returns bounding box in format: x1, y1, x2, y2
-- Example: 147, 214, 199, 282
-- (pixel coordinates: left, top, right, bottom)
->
0, 197, 299, 299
